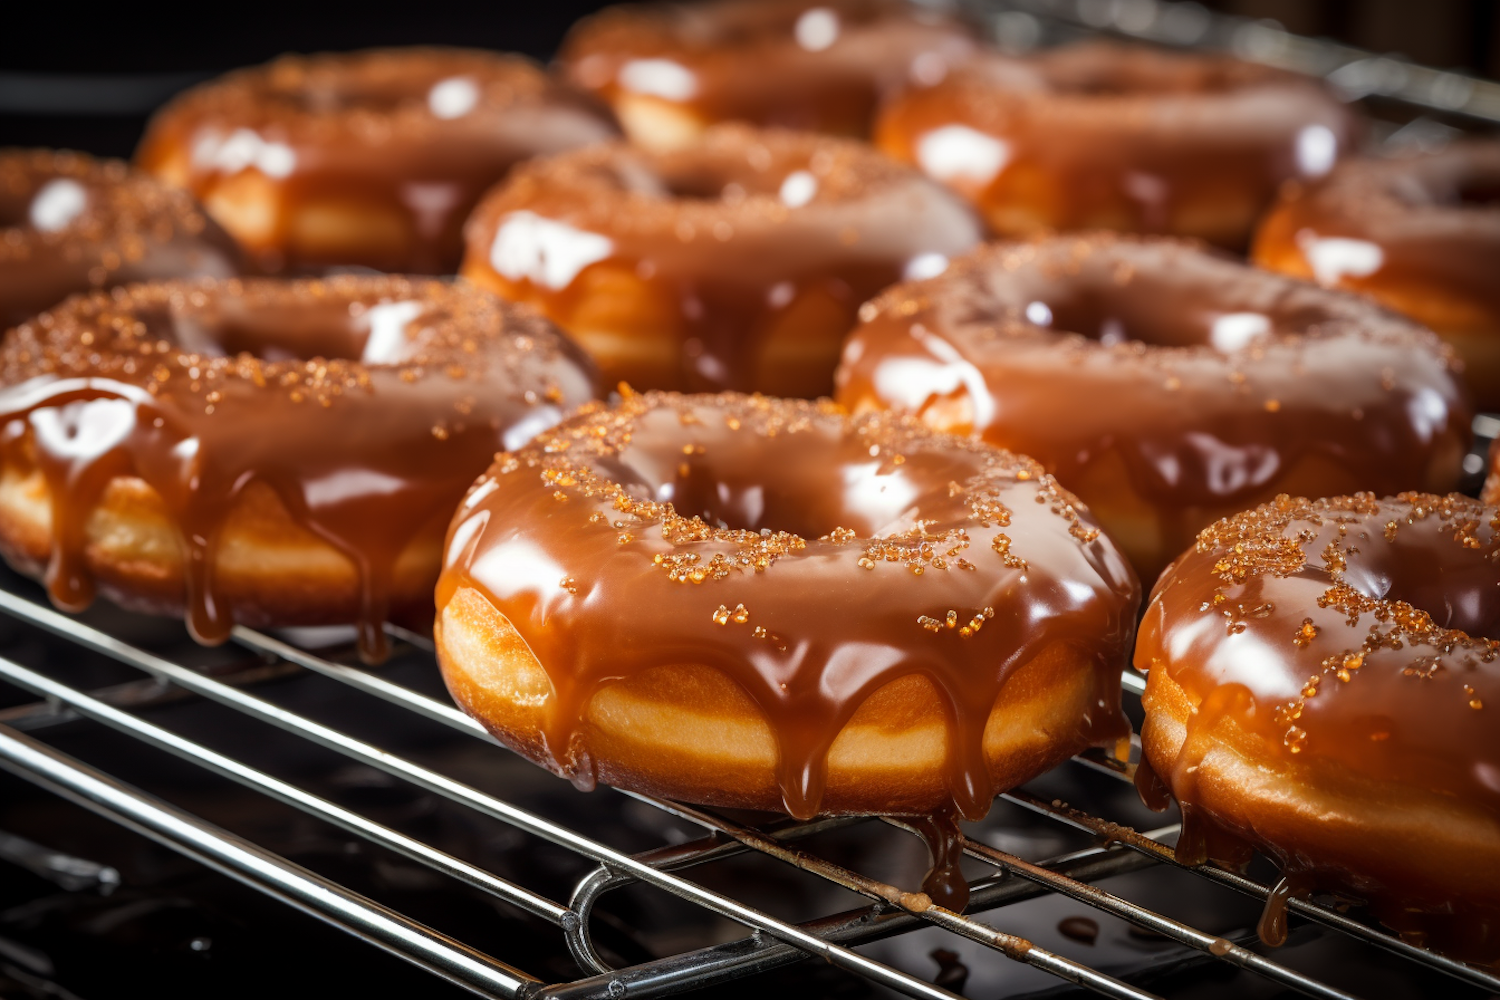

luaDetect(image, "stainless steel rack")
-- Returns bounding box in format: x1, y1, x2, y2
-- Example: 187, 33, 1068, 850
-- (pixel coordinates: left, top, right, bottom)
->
1, 541, 1498, 1000
2, 2, 1499, 997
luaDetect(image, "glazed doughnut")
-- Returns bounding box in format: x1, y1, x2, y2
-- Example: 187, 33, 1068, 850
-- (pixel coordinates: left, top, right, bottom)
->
461, 125, 981, 397
0, 276, 595, 661
436, 392, 1137, 841
1253, 141, 1500, 409
558, 0, 977, 150
876, 42, 1361, 249
1135, 493, 1500, 963
0, 149, 239, 329
835, 235, 1471, 579
137, 48, 618, 275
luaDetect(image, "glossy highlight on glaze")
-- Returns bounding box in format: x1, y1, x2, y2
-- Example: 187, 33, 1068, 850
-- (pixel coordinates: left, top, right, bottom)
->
436, 391, 1138, 822
461, 125, 981, 397
0, 276, 596, 661
0, 149, 240, 329
876, 42, 1361, 249
1136, 493, 1500, 962
1253, 140, 1500, 409
137, 48, 619, 274
559, 0, 977, 147
835, 235, 1471, 576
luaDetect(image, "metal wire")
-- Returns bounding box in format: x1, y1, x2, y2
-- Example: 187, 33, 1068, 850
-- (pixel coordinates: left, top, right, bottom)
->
0, 719, 540, 999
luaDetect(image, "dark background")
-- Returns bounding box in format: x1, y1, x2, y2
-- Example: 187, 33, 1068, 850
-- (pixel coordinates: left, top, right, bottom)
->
2, 1, 1497, 157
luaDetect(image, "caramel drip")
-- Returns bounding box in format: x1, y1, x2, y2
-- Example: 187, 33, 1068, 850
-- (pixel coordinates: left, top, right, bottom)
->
876, 41, 1360, 249
439, 392, 1137, 821
1137, 492, 1500, 962
0, 150, 240, 329
1257, 876, 1313, 948
1252, 140, 1500, 408
461, 126, 981, 396
0, 277, 596, 660
559, 0, 977, 138
908, 808, 969, 913
1131, 749, 1171, 813
136, 49, 618, 275
835, 236, 1470, 571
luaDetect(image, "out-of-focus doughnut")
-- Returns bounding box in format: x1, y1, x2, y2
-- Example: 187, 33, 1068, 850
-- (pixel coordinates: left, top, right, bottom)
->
1254, 141, 1500, 409
461, 124, 980, 397
0, 276, 595, 661
835, 235, 1471, 578
876, 42, 1360, 249
0, 149, 238, 329
137, 48, 618, 274
559, 0, 976, 149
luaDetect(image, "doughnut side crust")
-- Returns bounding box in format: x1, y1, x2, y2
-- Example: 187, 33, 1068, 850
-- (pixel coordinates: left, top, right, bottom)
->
1140, 664, 1500, 910
0, 461, 443, 628
438, 583, 1122, 815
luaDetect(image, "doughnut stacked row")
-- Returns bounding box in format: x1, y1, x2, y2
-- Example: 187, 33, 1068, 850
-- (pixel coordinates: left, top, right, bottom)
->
1, 0, 1496, 968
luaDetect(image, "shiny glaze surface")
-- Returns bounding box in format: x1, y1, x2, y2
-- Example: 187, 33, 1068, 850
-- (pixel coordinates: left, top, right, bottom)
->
835, 235, 1471, 572
137, 48, 618, 274
438, 391, 1137, 820
461, 125, 981, 395
1252, 141, 1500, 407
559, 0, 976, 139
0, 149, 240, 329
876, 42, 1360, 249
1486, 439, 1500, 505
1136, 492, 1500, 953
0, 276, 596, 659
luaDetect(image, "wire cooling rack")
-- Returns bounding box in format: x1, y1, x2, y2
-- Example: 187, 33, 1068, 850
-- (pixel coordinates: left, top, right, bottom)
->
0, 540, 1498, 1000
1, 1, 1498, 996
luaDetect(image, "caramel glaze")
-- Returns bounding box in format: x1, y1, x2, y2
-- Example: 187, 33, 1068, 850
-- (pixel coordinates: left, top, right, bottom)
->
1253, 141, 1500, 410
137, 48, 618, 275
0, 149, 240, 330
437, 391, 1137, 824
0, 276, 596, 661
875, 42, 1361, 250
1135, 493, 1500, 962
1485, 439, 1500, 506
461, 125, 981, 397
558, 0, 977, 145
834, 235, 1471, 579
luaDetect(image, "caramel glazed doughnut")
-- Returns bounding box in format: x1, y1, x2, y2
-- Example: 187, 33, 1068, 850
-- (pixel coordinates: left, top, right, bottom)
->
876, 41, 1361, 250
1135, 493, 1500, 964
1254, 140, 1500, 410
835, 235, 1472, 579
558, 0, 977, 150
0, 276, 595, 662
137, 48, 619, 275
462, 124, 980, 397
436, 392, 1139, 906
0, 149, 240, 329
